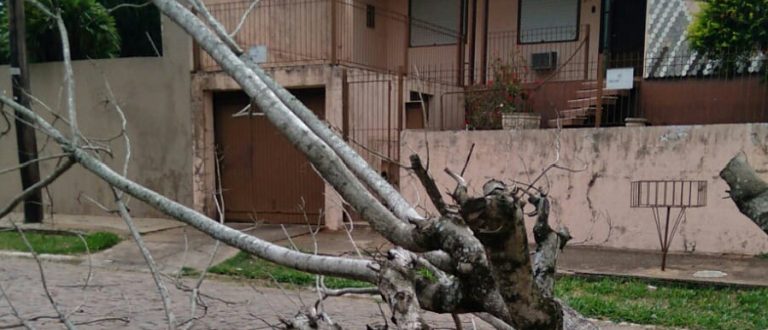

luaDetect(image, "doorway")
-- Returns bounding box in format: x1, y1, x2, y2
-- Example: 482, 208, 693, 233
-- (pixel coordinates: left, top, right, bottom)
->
601, 0, 647, 75
213, 88, 326, 223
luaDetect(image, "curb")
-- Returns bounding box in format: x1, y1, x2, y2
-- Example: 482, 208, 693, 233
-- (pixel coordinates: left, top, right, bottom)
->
0, 251, 84, 263
558, 269, 767, 289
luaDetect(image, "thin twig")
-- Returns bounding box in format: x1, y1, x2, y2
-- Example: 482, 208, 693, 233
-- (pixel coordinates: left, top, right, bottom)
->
230, 0, 261, 37
411, 65, 431, 171
76, 193, 115, 213
112, 189, 176, 329
64, 234, 94, 319
460, 143, 475, 177
10, 221, 76, 329
108, 1, 152, 13
0, 282, 36, 329
0, 159, 74, 220
0, 153, 70, 176
145, 31, 161, 57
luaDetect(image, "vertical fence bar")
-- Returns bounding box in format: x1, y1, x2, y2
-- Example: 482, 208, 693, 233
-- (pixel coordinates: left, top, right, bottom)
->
330, 0, 338, 65
342, 69, 349, 141
595, 53, 605, 127
582, 24, 590, 81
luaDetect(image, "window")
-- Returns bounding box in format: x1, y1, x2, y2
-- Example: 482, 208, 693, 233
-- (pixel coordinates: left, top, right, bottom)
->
518, 0, 579, 44
366, 5, 376, 29
101, 0, 164, 57
409, 0, 466, 47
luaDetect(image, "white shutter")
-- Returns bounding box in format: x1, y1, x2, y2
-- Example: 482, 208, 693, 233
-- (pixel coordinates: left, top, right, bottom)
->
519, 0, 579, 43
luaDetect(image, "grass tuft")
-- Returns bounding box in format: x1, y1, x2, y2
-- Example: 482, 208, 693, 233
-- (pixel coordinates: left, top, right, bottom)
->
0, 230, 121, 255
209, 252, 370, 289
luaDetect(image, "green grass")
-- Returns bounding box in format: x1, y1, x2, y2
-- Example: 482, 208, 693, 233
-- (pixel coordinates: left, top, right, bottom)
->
179, 266, 201, 277
0, 230, 121, 255
212, 252, 768, 329
556, 276, 768, 329
209, 252, 370, 289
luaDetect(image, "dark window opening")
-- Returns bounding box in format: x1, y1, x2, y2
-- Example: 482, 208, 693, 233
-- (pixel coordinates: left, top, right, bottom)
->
409, 0, 467, 47
100, 0, 163, 58
0, 0, 162, 64
366, 4, 375, 29
517, 0, 580, 44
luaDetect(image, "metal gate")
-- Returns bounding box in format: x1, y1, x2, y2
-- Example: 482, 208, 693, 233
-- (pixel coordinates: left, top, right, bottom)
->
346, 71, 401, 187
213, 89, 326, 223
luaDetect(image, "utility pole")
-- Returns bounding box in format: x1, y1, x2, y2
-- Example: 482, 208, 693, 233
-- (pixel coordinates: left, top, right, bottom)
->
8, 0, 43, 223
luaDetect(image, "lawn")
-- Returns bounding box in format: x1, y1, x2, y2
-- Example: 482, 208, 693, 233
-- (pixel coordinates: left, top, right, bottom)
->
0, 230, 121, 255
210, 252, 768, 329
557, 276, 768, 329
209, 252, 370, 289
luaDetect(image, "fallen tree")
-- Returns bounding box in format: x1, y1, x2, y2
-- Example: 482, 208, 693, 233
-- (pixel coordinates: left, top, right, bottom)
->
720, 152, 768, 235
0, 0, 597, 328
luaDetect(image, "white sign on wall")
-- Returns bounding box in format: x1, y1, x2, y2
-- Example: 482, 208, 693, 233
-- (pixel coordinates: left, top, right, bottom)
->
248, 45, 268, 64
606, 68, 634, 90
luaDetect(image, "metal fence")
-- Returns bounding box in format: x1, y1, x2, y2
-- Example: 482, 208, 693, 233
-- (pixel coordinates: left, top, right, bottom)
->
197, 0, 768, 130
197, 0, 462, 74
434, 47, 768, 129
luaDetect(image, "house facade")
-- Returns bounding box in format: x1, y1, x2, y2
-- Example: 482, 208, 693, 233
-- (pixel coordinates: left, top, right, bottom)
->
2, 0, 765, 253
190, 0, 766, 229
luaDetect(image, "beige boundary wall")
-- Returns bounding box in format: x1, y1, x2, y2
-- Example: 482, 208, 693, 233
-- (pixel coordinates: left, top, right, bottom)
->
400, 124, 768, 255
0, 17, 193, 218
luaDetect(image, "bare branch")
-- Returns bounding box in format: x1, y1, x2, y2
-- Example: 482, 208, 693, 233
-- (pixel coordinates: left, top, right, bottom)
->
54, 13, 79, 145
150, 0, 424, 250
460, 143, 475, 177
0, 94, 379, 282
0, 153, 71, 176
10, 220, 76, 329
0, 158, 74, 220
0, 282, 36, 329
410, 154, 447, 216
107, 1, 152, 13
112, 188, 176, 329
321, 287, 379, 297
188, 0, 243, 54
230, 0, 261, 37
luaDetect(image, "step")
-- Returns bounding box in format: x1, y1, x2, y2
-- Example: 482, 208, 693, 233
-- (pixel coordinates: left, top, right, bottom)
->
548, 117, 586, 128
575, 89, 630, 98
567, 96, 618, 108
559, 107, 595, 118
582, 77, 640, 89
581, 81, 601, 89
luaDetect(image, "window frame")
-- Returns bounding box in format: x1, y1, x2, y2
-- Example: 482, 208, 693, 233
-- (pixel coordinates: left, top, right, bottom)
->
408, 0, 468, 48
516, 0, 581, 45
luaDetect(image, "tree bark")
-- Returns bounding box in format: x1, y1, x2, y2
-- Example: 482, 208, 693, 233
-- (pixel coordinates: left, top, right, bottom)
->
720, 152, 768, 235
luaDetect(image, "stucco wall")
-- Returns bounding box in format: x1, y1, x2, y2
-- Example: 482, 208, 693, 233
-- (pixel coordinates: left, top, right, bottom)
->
400, 124, 768, 255
0, 16, 192, 218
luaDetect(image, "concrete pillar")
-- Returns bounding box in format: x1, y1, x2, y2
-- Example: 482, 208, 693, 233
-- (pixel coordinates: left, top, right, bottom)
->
323, 66, 345, 230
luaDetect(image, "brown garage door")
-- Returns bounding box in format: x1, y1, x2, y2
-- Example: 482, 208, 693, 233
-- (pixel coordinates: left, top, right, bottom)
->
213, 88, 325, 224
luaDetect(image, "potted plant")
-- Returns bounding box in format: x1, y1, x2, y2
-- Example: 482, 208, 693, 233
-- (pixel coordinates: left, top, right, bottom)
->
465, 59, 540, 130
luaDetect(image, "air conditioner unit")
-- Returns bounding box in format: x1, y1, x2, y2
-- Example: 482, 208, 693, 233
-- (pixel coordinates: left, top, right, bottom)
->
531, 52, 557, 71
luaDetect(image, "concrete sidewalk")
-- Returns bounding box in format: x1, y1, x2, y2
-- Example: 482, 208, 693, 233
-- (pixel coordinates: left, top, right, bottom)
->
280, 225, 768, 288
3, 213, 767, 288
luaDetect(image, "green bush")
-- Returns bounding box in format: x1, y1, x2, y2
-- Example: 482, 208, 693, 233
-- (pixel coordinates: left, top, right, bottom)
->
688, 0, 768, 61
0, 0, 120, 63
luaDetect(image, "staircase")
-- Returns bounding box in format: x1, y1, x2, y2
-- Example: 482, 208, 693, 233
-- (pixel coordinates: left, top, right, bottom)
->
548, 81, 630, 128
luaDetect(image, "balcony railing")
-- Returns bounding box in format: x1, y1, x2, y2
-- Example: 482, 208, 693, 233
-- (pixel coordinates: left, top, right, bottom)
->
195, 0, 461, 74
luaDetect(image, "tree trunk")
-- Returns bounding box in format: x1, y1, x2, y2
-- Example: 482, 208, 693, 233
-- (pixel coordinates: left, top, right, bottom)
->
720, 152, 768, 235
